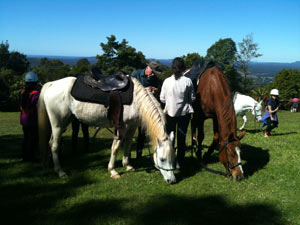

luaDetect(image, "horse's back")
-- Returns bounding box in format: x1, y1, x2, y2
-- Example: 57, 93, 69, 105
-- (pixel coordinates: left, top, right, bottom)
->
197, 66, 232, 117
234, 93, 256, 115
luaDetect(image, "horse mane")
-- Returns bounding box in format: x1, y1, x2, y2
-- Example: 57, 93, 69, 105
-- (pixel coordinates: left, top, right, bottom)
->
131, 77, 167, 148
212, 67, 239, 142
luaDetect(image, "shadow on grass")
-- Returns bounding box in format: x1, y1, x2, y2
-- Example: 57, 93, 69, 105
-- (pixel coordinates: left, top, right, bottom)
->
241, 144, 270, 178
0, 136, 285, 225
134, 194, 284, 225
245, 129, 263, 134
269, 131, 298, 136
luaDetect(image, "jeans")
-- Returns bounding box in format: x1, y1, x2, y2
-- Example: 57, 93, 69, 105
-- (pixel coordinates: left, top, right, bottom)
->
166, 114, 191, 168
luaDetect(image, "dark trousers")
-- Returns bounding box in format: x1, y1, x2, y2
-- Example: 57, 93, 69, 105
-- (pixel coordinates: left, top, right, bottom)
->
136, 126, 146, 158
166, 114, 191, 168
72, 119, 89, 152
22, 125, 38, 162
265, 118, 278, 133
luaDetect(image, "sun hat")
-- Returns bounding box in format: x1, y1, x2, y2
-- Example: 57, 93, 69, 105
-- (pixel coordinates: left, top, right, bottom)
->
270, 89, 279, 96
148, 61, 162, 75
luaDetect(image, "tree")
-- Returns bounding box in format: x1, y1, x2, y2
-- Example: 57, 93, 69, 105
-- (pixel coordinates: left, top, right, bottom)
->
0, 40, 30, 110
206, 38, 237, 65
268, 69, 300, 99
205, 38, 242, 92
95, 35, 147, 74
237, 34, 262, 93
0, 41, 10, 69
70, 58, 91, 76
183, 53, 204, 68
33, 58, 70, 83
0, 40, 29, 75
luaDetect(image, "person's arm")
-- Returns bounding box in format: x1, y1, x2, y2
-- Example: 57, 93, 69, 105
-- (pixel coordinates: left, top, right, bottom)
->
160, 81, 166, 103
188, 79, 196, 103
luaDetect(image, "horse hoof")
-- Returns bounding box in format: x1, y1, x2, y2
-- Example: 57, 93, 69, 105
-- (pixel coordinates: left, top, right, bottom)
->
59, 173, 68, 179
126, 166, 135, 172
111, 174, 121, 179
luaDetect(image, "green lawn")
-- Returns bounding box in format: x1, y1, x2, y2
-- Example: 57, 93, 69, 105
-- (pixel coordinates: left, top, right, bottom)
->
0, 111, 299, 225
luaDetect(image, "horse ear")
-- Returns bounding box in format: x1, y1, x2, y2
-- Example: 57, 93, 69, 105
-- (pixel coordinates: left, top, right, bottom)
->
238, 129, 246, 140
169, 131, 175, 143
157, 138, 163, 148
259, 100, 263, 105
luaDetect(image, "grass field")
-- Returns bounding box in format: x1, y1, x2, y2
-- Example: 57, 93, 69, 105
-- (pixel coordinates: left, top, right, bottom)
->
0, 111, 299, 225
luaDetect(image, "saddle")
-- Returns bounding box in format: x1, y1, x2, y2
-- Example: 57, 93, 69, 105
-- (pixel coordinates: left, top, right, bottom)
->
185, 60, 224, 84
84, 70, 129, 92
71, 73, 133, 139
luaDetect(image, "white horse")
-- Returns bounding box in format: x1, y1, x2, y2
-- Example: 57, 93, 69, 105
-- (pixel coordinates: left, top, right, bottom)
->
38, 76, 176, 184
233, 92, 263, 130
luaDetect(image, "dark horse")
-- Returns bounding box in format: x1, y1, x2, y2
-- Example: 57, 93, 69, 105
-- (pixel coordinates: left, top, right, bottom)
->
187, 61, 246, 181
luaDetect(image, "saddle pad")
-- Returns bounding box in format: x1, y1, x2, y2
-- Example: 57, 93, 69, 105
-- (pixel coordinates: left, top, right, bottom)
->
185, 60, 223, 82
71, 75, 133, 105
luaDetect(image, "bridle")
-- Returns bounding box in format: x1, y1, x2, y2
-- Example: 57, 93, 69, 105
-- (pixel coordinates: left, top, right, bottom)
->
219, 141, 242, 173
153, 148, 177, 171
252, 104, 262, 129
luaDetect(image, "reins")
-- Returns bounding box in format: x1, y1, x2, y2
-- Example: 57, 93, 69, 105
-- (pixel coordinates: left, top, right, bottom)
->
200, 141, 240, 177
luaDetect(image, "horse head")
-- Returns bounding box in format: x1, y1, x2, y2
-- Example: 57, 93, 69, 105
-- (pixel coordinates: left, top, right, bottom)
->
218, 130, 246, 181
252, 101, 263, 122
153, 132, 176, 184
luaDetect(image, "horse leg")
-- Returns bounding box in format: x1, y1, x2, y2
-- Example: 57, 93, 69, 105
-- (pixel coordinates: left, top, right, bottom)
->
195, 119, 205, 161
191, 115, 198, 157
203, 118, 219, 163
108, 138, 122, 178
50, 127, 67, 178
240, 115, 247, 130
122, 126, 137, 172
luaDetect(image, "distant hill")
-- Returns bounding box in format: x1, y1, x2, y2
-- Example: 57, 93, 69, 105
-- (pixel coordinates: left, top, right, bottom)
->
28, 55, 98, 68
28, 55, 300, 80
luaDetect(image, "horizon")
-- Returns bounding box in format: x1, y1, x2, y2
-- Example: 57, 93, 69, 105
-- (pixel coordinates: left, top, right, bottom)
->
27, 54, 300, 64
1, 0, 299, 63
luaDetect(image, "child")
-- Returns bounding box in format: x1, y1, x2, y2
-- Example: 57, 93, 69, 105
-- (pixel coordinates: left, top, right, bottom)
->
262, 89, 280, 138
19, 72, 41, 161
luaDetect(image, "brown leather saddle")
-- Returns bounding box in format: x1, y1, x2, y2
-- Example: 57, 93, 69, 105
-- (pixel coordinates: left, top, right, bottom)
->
84, 70, 129, 92
71, 71, 133, 139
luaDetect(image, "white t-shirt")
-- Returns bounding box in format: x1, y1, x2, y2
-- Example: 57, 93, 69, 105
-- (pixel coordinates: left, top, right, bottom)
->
160, 74, 195, 117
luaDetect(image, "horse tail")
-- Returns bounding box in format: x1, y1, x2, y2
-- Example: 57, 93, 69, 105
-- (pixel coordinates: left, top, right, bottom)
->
38, 82, 52, 168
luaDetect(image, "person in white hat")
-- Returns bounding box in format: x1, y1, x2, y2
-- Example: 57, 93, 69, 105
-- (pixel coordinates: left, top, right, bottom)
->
19, 72, 41, 161
262, 89, 280, 138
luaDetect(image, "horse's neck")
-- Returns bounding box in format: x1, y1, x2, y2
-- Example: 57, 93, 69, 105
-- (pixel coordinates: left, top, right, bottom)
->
132, 78, 167, 145
216, 100, 238, 142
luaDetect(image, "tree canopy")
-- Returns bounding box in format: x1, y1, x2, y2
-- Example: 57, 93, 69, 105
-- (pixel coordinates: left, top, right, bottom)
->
237, 34, 262, 93
268, 69, 300, 99
206, 38, 237, 65
95, 35, 147, 75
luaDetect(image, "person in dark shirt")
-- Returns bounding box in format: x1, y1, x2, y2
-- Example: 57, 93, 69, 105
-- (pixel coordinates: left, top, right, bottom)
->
131, 61, 162, 158
262, 89, 280, 138
19, 72, 41, 162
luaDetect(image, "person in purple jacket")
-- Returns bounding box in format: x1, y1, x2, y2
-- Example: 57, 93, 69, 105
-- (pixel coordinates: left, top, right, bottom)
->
19, 72, 41, 162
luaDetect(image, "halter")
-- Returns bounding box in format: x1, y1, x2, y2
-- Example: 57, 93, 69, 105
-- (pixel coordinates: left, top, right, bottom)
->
219, 141, 242, 172
153, 147, 177, 171
252, 103, 262, 129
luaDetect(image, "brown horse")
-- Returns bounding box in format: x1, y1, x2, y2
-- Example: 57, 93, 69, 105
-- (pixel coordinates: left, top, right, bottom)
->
190, 65, 246, 181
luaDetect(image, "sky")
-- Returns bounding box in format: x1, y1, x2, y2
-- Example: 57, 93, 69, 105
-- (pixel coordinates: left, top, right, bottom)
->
0, 0, 299, 63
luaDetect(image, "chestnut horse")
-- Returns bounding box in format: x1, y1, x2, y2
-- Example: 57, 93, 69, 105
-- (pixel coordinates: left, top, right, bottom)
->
189, 63, 246, 181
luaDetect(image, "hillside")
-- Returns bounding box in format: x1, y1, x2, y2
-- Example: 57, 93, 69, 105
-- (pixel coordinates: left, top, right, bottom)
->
28, 55, 300, 85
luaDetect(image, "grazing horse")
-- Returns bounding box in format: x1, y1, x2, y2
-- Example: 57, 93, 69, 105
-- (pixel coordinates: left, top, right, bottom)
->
233, 92, 263, 130
38, 76, 176, 184
190, 64, 246, 181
